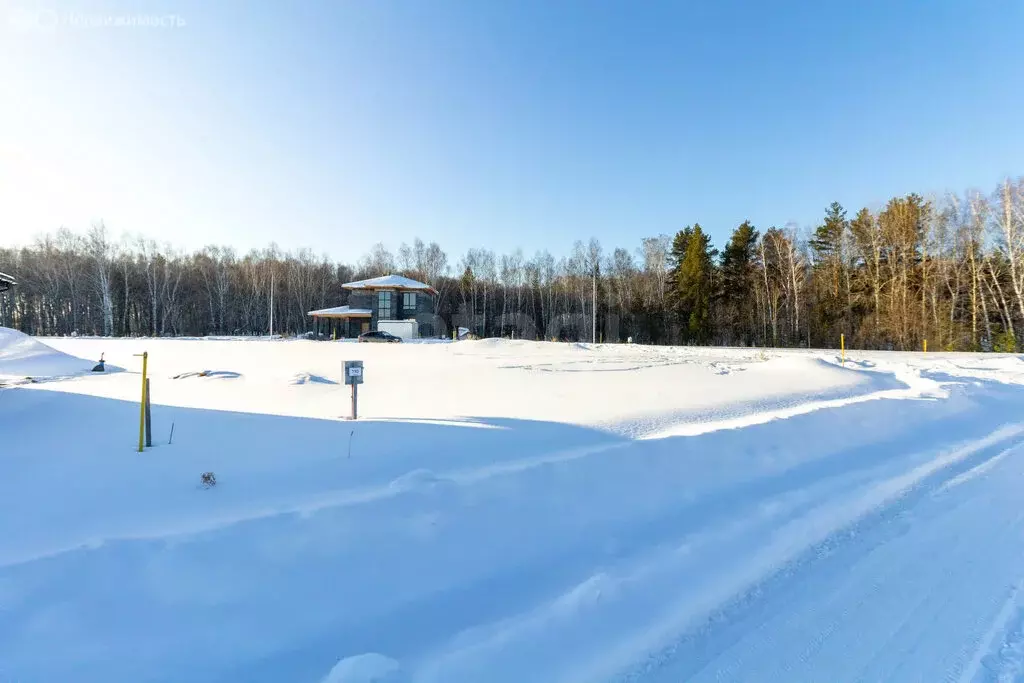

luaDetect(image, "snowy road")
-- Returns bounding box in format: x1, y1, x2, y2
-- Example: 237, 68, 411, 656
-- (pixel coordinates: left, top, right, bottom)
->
3, 333, 1024, 682
405, 386, 1024, 683
625, 425, 1024, 683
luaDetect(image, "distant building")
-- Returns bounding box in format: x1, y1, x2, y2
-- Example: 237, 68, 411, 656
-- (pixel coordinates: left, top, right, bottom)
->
308, 275, 438, 339
0, 271, 15, 293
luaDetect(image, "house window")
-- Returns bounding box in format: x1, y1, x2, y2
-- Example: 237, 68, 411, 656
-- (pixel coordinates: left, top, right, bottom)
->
378, 291, 392, 319
403, 292, 416, 311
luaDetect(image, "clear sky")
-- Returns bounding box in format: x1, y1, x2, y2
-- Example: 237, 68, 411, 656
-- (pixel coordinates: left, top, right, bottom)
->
2, 0, 1022, 264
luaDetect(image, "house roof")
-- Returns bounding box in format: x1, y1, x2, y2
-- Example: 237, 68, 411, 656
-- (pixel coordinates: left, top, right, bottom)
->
307, 305, 373, 318
0, 271, 14, 292
342, 274, 437, 294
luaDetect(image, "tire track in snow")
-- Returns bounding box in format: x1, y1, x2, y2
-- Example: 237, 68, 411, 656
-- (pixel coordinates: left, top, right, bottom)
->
937, 443, 1021, 494
680, 497, 981, 683
958, 580, 1024, 683
979, 606, 1024, 683
619, 426, 1024, 682
409, 424, 1024, 683
632, 439, 1023, 683
621, 428, 1024, 683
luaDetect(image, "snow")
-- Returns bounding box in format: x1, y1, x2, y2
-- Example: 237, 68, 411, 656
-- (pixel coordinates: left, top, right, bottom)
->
342, 275, 435, 291
0, 326, 108, 382
308, 305, 374, 317
320, 653, 404, 683
3, 330, 1024, 682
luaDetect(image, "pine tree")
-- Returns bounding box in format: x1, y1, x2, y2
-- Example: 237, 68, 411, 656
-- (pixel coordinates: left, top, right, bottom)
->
720, 220, 759, 345
849, 207, 881, 341
674, 224, 716, 343
810, 202, 849, 344
668, 226, 695, 331
810, 202, 847, 262
670, 227, 694, 272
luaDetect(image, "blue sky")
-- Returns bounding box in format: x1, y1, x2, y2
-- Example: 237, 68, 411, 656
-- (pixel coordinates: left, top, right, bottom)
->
2, 0, 1022, 264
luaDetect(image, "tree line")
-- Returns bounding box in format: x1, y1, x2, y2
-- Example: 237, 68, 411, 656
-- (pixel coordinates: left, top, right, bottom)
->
1, 177, 1022, 351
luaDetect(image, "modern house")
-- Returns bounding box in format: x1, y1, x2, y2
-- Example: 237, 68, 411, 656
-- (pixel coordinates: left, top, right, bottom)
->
0, 271, 15, 293
308, 274, 438, 339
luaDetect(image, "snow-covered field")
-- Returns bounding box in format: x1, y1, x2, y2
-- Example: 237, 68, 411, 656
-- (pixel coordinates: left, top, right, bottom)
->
3, 328, 1024, 683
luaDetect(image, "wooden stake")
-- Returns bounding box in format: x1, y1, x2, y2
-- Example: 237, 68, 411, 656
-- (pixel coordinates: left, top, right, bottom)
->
145, 378, 152, 448
135, 351, 148, 452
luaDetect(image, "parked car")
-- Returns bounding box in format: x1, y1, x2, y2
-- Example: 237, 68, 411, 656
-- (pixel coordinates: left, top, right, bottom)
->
358, 330, 402, 343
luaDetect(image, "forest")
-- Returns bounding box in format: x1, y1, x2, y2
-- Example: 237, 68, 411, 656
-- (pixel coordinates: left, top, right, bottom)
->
1, 177, 1022, 352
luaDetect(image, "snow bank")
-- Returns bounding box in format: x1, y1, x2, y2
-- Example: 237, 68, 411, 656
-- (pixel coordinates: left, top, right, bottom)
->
291, 372, 338, 385
0, 327, 101, 381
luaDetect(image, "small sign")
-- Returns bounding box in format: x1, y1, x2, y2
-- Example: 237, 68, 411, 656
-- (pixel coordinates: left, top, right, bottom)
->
344, 360, 364, 385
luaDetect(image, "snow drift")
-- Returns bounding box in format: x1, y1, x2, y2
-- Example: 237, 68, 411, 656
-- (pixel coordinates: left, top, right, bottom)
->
0, 327, 104, 381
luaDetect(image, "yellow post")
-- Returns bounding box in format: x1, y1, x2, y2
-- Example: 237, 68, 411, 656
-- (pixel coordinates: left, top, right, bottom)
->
135, 352, 148, 452
841, 333, 845, 366
923, 338, 927, 353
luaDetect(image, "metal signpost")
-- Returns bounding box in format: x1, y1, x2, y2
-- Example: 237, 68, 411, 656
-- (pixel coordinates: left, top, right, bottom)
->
344, 360, 364, 420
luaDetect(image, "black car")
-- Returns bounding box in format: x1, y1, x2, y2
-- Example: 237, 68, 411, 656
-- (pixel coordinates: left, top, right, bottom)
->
357, 330, 402, 343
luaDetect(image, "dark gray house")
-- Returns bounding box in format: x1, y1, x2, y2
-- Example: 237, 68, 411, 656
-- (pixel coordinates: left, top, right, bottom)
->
308, 275, 438, 339
0, 271, 14, 293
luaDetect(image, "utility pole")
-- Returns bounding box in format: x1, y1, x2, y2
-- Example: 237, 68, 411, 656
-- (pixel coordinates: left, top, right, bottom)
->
592, 265, 597, 344
269, 268, 274, 338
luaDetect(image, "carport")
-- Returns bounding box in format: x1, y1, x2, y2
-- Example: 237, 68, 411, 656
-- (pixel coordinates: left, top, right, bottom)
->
307, 305, 372, 339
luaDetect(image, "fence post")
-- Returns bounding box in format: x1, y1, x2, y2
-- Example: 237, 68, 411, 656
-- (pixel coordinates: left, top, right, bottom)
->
134, 351, 148, 452
840, 334, 845, 366
145, 377, 152, 448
